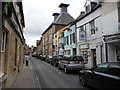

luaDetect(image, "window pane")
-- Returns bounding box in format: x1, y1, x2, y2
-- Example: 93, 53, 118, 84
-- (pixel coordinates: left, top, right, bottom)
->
94, 64, 108, 73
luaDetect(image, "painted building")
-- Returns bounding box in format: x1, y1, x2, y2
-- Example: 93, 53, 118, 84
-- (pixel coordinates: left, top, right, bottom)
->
53, 26, 68, 56
1, 2, 25, 88
76, 1, 120, 68
64, 22, 76, 56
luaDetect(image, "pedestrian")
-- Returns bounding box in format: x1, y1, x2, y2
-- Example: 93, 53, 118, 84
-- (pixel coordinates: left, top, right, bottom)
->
25, 54, 29, 66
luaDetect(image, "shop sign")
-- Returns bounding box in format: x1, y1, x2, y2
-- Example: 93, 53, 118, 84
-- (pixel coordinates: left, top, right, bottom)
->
80, 43, 89, 49
104, 34, 120, 43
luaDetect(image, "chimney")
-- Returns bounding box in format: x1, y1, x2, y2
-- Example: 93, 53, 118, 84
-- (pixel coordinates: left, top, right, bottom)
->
80, 11, 85, 16
59, 3, 69, 13
52, 13, 60, 21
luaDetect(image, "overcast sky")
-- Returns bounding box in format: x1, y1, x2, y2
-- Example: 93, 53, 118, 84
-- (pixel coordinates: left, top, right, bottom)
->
22, 0, 86, 47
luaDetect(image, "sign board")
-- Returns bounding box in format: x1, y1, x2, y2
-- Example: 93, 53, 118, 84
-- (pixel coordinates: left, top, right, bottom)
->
79, 31, 86, 40
80, 43, 89, 49
104, 34, 120, 43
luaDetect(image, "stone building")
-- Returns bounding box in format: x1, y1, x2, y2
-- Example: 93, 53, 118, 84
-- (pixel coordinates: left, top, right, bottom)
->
1, 1, 25, 88
36, 37, 42, 55
42, 3, 74, 56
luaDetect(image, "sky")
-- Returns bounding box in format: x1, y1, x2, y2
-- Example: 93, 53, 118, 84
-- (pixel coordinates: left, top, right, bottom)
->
22, 0, 86, 47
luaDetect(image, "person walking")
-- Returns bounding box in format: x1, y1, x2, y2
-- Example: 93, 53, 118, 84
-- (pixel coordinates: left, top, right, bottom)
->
25, 54, 29, 66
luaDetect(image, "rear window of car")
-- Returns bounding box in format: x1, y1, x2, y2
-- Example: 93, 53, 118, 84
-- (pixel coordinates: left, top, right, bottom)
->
71, 56, 83, 61
49, 56, 52, 58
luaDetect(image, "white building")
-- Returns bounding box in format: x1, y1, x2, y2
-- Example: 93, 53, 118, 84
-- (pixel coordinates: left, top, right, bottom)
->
76, 1, 120, 68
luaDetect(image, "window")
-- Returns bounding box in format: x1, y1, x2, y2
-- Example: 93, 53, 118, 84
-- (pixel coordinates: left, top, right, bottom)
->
106, 64, 120, 77
67, 36, 69, 45
90, 20, 95, 35
80, 26, 84, 31
1, 31, 8, 75
70, 34, 72, 44
80, 50, 88, 64
73, 33, 75, 43
93, 64, 108, 73
15, 38, 18, 66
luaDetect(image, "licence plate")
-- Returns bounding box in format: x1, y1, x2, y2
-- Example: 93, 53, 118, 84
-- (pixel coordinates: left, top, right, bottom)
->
74, 62, 80, 64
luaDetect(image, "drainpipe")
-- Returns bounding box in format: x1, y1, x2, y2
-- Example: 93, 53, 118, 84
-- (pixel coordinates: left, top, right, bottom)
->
0, 1, 2, 73
0, 1, 2, 89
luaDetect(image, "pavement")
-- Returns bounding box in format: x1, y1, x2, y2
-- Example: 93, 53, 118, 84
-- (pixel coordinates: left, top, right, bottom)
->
12, 60, 34, 88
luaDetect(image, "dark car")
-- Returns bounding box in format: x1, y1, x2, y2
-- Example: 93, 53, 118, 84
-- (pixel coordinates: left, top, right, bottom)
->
51, 55, 63, 67
79, 62, 120, 88
58, 56, 85, 73
45, 55, 52, 63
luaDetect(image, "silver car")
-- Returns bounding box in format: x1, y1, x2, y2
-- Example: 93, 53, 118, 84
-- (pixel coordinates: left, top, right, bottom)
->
58, 56, 85, 73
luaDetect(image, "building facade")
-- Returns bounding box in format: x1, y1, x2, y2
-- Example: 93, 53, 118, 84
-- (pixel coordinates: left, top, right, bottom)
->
42, 3, 74, 56
64, 23, 76, 56
1, 2, 25, 88
76, 1, 120, 68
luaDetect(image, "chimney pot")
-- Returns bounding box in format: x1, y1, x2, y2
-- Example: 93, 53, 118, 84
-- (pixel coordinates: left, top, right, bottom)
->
52, 13, 60, 21
59, 3, 69, 13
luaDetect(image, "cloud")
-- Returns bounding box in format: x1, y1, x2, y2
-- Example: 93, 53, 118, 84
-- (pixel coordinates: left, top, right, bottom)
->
22, 0, 86, 46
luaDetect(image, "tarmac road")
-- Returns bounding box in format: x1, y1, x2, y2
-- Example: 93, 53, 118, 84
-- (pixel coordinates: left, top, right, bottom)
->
30, 57, 90, 89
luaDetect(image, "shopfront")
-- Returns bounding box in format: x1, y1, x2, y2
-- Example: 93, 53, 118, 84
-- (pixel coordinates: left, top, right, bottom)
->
104, 33, 120, 62
79, 43, 89, 64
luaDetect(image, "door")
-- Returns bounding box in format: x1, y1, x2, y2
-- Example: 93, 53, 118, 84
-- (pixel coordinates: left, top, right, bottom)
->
92, 49, 96, 67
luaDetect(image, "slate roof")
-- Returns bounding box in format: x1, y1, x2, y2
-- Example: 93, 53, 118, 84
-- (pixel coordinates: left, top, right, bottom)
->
53, 12, 74, 25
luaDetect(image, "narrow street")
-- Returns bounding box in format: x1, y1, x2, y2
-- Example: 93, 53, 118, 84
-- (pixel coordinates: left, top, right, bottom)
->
30, 57, 90, 89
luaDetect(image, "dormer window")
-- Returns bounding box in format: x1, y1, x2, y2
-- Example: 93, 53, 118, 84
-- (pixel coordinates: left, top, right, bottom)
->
86, 5, 91, 13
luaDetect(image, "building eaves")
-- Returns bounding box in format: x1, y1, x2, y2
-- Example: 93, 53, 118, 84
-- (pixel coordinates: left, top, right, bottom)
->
75, 3, 101, 23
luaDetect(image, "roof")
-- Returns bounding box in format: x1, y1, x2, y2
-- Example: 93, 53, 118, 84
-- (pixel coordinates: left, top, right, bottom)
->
75, 3, 101, 23
53, 12, 74, 25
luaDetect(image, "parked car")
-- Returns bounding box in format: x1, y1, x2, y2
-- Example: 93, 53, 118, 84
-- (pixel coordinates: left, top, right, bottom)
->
45, 55, 52, 63
36, 54, 40, 58
32, 53, 36, 57
79, 62, 120, 88
38, 55, 42, 59
51, 55, 63, 67
42, 55, 46, 61
58, 56, 85, 73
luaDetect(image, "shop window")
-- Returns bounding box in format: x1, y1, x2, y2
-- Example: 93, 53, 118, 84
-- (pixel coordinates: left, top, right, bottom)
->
80, 50, 88, 64
116, 45, 120, 61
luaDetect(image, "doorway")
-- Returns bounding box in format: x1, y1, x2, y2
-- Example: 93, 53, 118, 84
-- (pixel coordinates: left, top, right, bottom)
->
91, 49, 96, 67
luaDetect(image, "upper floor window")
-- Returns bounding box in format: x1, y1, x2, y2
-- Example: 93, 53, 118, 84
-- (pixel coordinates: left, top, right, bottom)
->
90, 20, 95, 35
80, 26, 84, 31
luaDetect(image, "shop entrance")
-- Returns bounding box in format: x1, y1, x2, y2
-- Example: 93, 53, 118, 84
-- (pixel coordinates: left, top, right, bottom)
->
91, 49, 96, 67
116, 43, 120, 61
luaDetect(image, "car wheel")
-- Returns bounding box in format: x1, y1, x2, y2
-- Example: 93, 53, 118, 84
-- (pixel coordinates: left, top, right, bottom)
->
79, 75, 86, 86
64, 67, 69, 74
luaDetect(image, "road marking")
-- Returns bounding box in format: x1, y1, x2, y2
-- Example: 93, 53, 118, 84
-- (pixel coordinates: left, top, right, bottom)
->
31, 61, 41, 89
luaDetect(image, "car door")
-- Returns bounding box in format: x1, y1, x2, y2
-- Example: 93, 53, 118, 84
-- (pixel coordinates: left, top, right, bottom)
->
103, 63, 120, 88
86, 64, 109, 88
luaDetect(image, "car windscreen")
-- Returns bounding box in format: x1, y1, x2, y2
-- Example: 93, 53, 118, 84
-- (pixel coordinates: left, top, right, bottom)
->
71, 56, 83, 61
